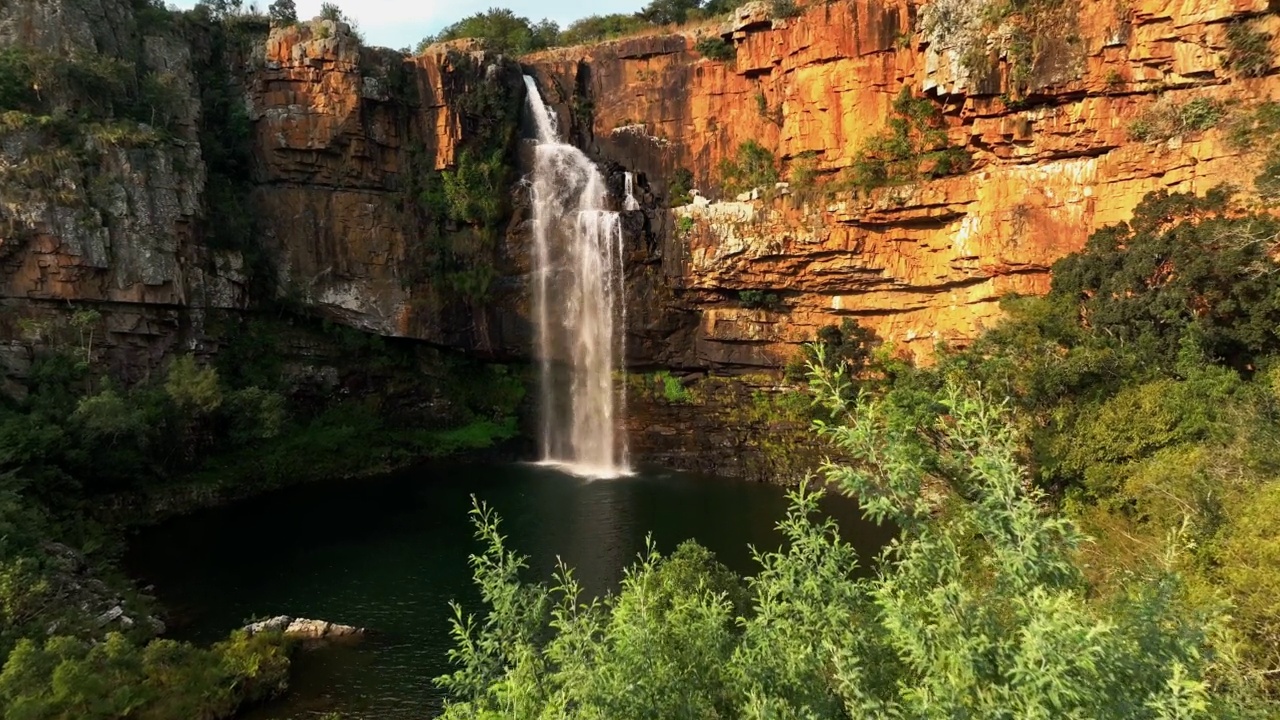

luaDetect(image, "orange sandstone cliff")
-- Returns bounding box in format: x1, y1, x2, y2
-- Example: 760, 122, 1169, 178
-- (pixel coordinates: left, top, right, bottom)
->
3, 0, 1280, 383
526, 0, 1280, 365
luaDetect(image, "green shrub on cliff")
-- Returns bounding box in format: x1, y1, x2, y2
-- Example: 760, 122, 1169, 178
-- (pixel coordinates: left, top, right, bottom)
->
821, 184, 1280, 695
1048, 187, 1280, 368
850, 85, 971, 191
739, 290, 781, 310
268, 0, 297, 25
417, 8, 560, 55
694, 35, 735, 62
1127, 96, 1225, 142
1224, 20, 1274, 78
718, 141, 778, 197
784, 319, 878, 385
558, 14, 647, 46
923, 0, 1080, 101
668, 167, 695, 206
637, 0, 704, 25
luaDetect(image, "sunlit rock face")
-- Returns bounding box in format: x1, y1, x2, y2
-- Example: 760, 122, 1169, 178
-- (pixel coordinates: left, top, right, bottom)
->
524, 0, 1280, 365
4, 0, 1280, 412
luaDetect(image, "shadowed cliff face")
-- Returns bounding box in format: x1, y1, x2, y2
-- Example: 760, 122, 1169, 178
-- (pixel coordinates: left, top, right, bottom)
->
3, 0, 1280, 383
247, 26, 531, 355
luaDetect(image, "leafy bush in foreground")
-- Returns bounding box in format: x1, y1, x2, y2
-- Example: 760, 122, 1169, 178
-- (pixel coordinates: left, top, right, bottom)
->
436, 372, 1259, 718
0, 630, 289, 720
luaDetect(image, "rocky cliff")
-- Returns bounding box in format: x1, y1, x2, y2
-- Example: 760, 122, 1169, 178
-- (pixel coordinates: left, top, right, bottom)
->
3, 0, 1279, 475
527, 0, 1280, 366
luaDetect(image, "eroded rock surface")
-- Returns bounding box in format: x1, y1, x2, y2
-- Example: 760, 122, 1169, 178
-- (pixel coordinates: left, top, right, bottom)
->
526, 0, 1280, 364
4, 0, 1280, 476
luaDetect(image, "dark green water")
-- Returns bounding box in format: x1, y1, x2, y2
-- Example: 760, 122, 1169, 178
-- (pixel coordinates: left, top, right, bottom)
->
126, 462, 893, 719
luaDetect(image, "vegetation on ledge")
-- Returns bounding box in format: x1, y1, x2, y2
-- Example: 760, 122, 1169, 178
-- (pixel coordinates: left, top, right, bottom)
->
718, 140, 779, 197
848, 85, 971, 192
416, 0, 740, 55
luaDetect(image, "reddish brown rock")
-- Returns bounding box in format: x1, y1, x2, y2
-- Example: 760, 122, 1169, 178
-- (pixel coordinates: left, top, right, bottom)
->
5, 0, 1280, 382
525, 0, 1280, 364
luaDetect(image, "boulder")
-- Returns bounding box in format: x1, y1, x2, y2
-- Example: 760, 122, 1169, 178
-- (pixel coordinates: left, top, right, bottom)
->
242, 615, 365, 644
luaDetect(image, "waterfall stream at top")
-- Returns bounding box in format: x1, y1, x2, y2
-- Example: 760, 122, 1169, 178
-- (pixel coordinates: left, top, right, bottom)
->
523, 75, 630, 478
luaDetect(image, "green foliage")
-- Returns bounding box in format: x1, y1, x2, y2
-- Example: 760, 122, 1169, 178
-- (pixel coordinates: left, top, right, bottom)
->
637, 371, 692, 404
769, 0, 803, 19
409, 148, 508, 301
851, 85, 971, 192
637, 0, 706, 25
0, 48, 38, 113
924, 0, 1078, 101
718, 140, 778, 197
694, 36, 736, 62
1049, 187, 1280, 368
805, 178, 1280, 697
675, 215, 695, 239
787, 151, 820, 197
668, 167, 694, 206
176, 9, 274, 294
1225, 101, 1280, 150
165, 356, 224, 414
0, 630, 289, 720
0, 46, 179, 140
1224, 20, 1274, 78
739, 290, 781, 310
443, 150, 505, 226
418, 9, 560, 55
558, 14, 647, 46
753, 90, 778, 125
267, 0, 297, 25
785, 319, 878, 384
437, 381, 1255, 718
1128, 96, 1225, 142
1224, 101, 1280, 201
403, 53, 519, 303
1257, 150, 1280, 201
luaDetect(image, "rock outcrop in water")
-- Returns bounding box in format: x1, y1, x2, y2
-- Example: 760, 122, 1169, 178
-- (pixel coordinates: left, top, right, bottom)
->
243, 615, 364, 643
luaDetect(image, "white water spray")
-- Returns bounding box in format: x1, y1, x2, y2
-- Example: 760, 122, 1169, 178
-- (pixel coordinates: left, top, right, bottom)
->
624, 172, 641, 212
524, 76, 630, 478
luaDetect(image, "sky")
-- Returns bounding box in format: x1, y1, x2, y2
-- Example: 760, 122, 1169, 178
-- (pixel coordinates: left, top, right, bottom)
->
170, 1, 646, 50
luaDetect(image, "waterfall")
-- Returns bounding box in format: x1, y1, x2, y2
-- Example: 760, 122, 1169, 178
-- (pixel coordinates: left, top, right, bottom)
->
524, 75, 630, 478
624, 172, 641, 212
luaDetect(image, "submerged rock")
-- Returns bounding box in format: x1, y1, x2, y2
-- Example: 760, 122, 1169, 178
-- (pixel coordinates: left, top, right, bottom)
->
242, 615, 365, 643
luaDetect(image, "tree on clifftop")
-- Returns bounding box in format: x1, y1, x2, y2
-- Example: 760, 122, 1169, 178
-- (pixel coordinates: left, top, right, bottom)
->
416, 8, 559, 55
636, 0, 735, 25
268, 0, 297, 25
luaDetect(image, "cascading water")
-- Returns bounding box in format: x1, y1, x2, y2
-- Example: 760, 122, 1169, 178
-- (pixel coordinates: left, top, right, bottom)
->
624, 172, 641, 212
524, 75, 630, 478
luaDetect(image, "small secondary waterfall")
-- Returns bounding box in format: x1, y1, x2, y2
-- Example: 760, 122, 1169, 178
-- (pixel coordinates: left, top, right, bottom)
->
624, 172, 641, 211
524, 76, 630, 478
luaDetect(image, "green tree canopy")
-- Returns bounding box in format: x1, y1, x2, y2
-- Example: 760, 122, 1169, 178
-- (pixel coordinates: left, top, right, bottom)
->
558, 14, 647, 46
417, 8, 560, 55
1048, 187, 1280, 370
636, 0, 735, 25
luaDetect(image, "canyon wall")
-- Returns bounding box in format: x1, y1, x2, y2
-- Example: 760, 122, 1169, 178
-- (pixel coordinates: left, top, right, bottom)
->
3, 0, 1280, 476
527, 0, 1280, 367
